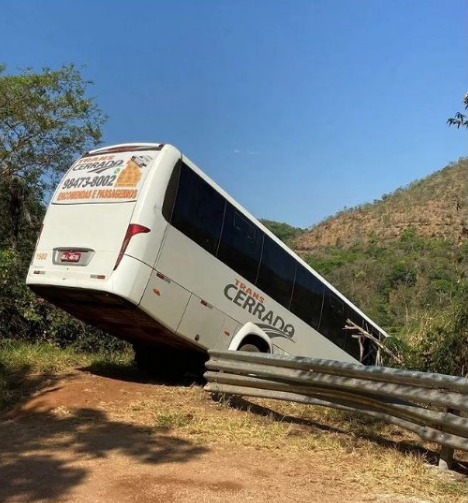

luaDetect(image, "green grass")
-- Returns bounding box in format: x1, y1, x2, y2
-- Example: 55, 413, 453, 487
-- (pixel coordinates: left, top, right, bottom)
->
0, 339, 133, 412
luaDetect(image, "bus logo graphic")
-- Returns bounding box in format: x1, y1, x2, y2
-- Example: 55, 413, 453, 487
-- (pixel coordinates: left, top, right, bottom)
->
115, 156, 152, 187
256, 323, 295, 340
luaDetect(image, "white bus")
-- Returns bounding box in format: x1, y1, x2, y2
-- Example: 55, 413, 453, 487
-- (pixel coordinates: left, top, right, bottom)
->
27, 143, 387, 376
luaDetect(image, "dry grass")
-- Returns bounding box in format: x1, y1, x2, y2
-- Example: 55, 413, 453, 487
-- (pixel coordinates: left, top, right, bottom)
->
107, 385, 467, 503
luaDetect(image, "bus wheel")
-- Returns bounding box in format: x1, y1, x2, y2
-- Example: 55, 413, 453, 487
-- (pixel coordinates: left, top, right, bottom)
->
238, 343, 261, 352
134, 344, 180, 378
134, 344, 153, 373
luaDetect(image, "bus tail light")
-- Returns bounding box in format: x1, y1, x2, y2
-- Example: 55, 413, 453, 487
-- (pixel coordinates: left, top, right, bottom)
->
114, 224, 150, 270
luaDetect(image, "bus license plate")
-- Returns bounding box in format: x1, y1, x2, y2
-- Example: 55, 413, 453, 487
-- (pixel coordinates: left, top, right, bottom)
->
60, 250, 82, 263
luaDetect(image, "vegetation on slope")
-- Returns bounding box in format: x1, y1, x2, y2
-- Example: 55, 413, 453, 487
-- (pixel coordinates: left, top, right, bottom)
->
301, 231, 468, 374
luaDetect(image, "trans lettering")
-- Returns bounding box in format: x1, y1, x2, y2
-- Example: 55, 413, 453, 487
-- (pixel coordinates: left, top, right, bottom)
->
224, 283, 295, 338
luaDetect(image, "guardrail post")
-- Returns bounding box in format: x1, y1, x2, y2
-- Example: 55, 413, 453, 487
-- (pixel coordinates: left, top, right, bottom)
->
438, 408, 457, 470
438, 444, 454, 471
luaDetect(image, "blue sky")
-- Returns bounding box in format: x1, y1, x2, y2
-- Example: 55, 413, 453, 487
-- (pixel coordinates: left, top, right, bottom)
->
1, 0, 466, 227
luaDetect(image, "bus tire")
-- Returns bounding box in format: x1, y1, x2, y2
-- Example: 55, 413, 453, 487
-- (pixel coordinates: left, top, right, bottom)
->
134, 344, 181, 378
134, 344, 153, 373
238, 343, 261, 352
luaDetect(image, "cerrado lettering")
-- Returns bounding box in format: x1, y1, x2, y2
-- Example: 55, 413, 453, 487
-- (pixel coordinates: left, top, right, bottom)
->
224, 282, 295, 338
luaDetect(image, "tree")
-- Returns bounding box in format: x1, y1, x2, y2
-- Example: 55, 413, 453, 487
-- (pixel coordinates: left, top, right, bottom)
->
447, 92, 468, 129
0, 64, 109, 348
0, 64, 106, 248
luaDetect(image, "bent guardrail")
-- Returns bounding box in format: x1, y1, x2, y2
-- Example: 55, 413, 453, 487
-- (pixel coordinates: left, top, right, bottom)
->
204, 350, 468, 469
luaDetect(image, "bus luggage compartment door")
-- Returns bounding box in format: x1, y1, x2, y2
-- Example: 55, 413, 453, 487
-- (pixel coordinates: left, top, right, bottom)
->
139, 270, 191, 331
177, 294, 225, 349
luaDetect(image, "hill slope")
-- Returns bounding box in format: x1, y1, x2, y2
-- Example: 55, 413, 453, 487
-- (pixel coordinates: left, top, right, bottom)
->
295, 158, 468, 251
289, 158, 468, 375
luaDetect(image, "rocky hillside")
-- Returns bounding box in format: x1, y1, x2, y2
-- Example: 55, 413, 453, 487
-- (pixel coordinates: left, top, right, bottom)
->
295, 158, 468, 251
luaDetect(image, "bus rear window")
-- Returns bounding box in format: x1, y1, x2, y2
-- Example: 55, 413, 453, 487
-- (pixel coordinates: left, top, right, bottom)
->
52, 150, 159, 204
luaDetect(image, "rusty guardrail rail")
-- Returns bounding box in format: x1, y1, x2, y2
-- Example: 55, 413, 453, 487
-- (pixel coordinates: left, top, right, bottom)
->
204, 350, 468, 469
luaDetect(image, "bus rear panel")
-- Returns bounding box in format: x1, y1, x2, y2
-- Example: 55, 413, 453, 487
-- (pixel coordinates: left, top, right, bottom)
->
27, 144, 203, 353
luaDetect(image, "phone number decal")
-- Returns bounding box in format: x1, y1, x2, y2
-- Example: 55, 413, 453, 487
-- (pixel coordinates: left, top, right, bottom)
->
62, 175, 117, 189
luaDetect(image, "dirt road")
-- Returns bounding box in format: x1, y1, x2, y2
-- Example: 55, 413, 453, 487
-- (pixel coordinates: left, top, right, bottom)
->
0, 369, 465, 503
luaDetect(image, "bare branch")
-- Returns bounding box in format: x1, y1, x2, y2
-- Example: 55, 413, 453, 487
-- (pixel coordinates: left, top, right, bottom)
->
344, 319, 403, 364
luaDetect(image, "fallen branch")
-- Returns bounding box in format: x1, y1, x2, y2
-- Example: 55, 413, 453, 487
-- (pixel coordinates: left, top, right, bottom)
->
344, 319, 403, 365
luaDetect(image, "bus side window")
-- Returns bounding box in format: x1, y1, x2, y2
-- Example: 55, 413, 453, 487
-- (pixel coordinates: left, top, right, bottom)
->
217, 205, 263, 284
319, 288, 349, 353
290, 266, 324, 330
256, 236, 296, 309
170, 163, 225, 255
162, 161, 181, 222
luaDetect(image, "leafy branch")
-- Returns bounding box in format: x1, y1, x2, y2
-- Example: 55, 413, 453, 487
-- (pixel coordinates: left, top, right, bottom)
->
447, 92, 468, 129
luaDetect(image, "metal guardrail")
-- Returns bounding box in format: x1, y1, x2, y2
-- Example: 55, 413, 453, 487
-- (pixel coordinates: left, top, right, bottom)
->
204, 350, 468, 468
